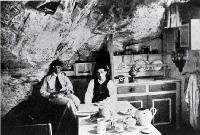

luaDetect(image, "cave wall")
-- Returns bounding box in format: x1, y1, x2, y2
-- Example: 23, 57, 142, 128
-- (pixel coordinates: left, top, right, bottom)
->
1, 0, 167, 71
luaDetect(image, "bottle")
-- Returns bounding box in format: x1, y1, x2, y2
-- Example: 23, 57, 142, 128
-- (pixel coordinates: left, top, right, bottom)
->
129, 65, 136, 82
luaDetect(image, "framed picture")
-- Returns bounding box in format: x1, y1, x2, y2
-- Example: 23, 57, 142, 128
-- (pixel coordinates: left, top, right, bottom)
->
180, 23, 190, 47
74, 62, 95, 76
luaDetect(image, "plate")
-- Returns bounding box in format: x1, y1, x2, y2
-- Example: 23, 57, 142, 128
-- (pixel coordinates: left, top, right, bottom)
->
76, 112, 91, 117
151, 60, 163, 71
77, 104, 99, 113
134, 59, 147, 72
141, 128, 152, 134
118, 111, 131, 115
116, 101, 136, 116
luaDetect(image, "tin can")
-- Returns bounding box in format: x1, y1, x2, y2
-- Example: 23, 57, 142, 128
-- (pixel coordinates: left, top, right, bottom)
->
97, 118, 106, 134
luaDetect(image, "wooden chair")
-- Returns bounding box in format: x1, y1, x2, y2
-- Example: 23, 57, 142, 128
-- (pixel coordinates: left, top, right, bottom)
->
7, 123, 52, 135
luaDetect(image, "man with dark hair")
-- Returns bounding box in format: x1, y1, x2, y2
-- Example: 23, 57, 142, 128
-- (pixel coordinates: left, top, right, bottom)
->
85, 65, 117, 103
40, 59, 80, 134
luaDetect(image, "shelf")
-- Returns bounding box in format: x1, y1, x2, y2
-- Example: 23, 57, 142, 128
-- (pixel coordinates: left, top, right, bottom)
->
115, 79, 180, 86
114, 53, 161, 56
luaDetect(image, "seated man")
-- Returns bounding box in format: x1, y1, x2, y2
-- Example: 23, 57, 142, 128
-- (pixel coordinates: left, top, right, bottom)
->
85, 65, 117, 103
40, 59, 80, 134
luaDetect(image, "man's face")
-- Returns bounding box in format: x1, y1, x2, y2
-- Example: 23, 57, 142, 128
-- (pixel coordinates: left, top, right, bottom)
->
54, 66, 62, 73
97, 68, 107, 81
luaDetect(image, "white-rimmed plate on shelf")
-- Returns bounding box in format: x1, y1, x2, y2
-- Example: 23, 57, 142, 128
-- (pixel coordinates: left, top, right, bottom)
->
134, 59, 148, 72
151, 60, 163, 71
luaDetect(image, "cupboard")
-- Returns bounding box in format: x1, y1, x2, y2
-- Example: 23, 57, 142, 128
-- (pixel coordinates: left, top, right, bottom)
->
116, 80, 181, 129
108, 35, 181, 130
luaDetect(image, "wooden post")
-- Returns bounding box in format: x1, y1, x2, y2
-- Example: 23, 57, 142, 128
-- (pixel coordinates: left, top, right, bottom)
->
107, 34, 114, 81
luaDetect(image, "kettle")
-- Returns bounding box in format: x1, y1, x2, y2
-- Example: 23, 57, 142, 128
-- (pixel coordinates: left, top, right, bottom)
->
135, 107, 157, 126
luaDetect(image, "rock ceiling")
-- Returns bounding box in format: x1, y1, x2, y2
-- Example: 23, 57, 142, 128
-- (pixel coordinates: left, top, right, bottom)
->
1, 0, 192, 76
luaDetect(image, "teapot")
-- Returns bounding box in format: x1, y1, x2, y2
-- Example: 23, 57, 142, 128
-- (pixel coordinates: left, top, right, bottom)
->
135, 107, 157, 126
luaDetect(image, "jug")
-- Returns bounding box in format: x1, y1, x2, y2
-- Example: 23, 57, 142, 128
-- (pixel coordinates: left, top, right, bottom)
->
135, 107, 157, 126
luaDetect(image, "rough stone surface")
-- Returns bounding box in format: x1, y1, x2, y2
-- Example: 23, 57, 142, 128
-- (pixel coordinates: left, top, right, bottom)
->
1, 0, 169, 71
1, 73, 33, 116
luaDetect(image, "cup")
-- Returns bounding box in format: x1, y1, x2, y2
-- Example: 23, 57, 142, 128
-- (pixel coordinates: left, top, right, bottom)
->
114, 122, 124, 133
97, 118, 106, 134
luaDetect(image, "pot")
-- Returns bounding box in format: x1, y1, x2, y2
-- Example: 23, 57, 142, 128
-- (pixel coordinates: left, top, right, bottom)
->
135, 107, 157, 126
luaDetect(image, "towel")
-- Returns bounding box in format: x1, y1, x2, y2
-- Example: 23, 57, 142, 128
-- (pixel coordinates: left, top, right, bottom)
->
185, 74, 200, 130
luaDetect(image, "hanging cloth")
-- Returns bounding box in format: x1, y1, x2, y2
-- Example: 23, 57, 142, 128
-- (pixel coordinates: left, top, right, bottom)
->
185, 73, 200, 130
55, 76, 62, 91
167, 4, 182, 28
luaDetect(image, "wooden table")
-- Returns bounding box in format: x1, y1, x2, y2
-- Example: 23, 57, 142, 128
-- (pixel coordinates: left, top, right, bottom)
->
77, 102, 161, 135
78, 117, 161, 135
